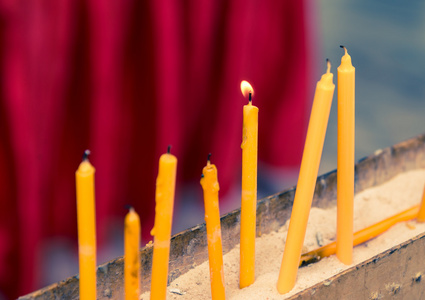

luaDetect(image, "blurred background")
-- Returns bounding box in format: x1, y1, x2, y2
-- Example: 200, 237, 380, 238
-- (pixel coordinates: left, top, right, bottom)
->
1, 0, 425, 299
319, 0, 425, 174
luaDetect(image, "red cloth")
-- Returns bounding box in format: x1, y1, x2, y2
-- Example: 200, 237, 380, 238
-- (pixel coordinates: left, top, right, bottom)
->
0, 0, 310, 298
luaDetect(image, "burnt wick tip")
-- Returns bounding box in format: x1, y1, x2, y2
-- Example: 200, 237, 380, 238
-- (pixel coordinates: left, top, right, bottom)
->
124, 204, 133, 211
167, 145, 172, 154
207, 153, 212, 162
82, 149, 91, 161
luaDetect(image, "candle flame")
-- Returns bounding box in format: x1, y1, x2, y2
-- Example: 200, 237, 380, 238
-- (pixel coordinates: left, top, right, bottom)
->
240, 80, 254, 99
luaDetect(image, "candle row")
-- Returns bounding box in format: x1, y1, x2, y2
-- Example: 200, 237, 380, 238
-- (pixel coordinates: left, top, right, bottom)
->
75, 148, 177, 299
74, 47, 355, 299
75, 148, 225, 299
74, 80, 258, 299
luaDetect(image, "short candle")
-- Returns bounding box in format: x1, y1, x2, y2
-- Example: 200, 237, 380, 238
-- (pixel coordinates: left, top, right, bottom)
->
200, 154, 225, 300
124, 207, 141, 300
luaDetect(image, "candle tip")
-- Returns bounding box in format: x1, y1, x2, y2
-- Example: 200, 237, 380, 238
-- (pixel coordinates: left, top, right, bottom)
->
340, 45, 348, 55
326, 59, 331, 73
124, 204, 133, 211
82, 149, 91, 161
167, 145, 172, 154
207, 153, 212, 163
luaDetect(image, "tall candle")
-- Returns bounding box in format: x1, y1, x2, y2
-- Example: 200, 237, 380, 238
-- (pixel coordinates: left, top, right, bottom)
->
150, 146, 177, 300
417, 184, 425, 222
200, 154, 225, 300
240, 80, 258, 289
75, 150, 97, 300
337, 45, 355, 265
277, 60, 335, 294
124, 207, 141, 300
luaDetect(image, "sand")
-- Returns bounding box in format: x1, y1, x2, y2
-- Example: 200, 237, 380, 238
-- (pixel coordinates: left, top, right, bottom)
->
140, 169, 425, 299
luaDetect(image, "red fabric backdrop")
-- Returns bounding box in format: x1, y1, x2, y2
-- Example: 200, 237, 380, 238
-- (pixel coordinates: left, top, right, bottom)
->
0, 0, 311, 298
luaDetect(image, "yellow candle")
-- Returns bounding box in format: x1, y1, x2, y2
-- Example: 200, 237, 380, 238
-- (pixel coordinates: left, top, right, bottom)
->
239, 80, 258, 289
337, 45, 355, 265
124, 207, 141, 300
75, 150, 97, 300
277, 60, 335, 294
200, 154, 225, 300
150, 146, 177, 300
300, 204, 420, 265
417, 184, 425, 222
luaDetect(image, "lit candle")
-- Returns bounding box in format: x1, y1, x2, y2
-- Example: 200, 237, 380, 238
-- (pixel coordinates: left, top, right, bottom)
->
150, 146, 177, 300
417, 184, 425, 222
337, 45, 355, 265
277, 60, 335, 294
240, 80, 258, 289
124, 206, 141, 300
200, 154, 225, 300
75, 150, 97, 300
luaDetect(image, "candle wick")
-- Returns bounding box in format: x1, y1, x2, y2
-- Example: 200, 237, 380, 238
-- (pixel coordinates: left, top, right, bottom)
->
207, 153, 212, 163
326, 59, 331, 73
249, 92, 252, 102
82, 149, 91, 161
124, 204, 133, 211
340, 45, 348, 55
167, 145, 172, 154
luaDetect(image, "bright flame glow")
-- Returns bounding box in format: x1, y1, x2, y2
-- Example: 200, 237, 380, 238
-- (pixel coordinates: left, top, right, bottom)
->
240, 80, 254, 98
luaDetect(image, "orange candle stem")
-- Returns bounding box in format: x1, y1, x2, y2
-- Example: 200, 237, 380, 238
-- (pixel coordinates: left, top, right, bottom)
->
300, 204, 420, 266
337, 45, 355, 265
200, 155, 225, 300
240, 81, 258, 289
124, 207, 141, 300
277, 60, 335, 294
76, 150, 97, 300
417, 184, 425, 222
150, 147, 177, 300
